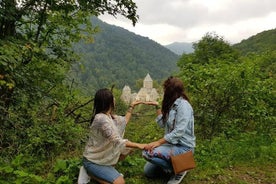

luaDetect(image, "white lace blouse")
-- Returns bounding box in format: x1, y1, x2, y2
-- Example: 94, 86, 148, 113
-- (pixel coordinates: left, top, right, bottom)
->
83, 113, 127, 165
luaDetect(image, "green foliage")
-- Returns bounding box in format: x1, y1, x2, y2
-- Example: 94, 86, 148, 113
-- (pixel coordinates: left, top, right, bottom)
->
233, 28, 276, 55
0, 0, 138, 39
1, 2, 275, 182
51, 158, 81, 184
26, 119, 84, 157
0, 154, 45, 183
191, 32, 239, 64
72, 17, 179, 91
177, 33, 275, 139
0, 40, 87, 158
188, 132, 276, 183
1, 1, 139, 183
0, 155, 81, 184
196, 132, 275, 170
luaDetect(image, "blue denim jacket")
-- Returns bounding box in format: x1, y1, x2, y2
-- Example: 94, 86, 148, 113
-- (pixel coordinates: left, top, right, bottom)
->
156, 97, 196, 148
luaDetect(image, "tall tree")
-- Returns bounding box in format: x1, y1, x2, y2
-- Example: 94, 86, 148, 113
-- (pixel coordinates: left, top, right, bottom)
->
0, 0, 138, 110
190, 32, 239, 64
0, 0, 138, 39
0, 0, 138, 157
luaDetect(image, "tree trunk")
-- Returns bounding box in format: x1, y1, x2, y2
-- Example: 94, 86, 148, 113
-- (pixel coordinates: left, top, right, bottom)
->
0, 0, 18, 39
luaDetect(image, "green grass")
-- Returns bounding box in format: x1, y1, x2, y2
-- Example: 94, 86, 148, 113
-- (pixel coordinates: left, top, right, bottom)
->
1, 106, 275, 183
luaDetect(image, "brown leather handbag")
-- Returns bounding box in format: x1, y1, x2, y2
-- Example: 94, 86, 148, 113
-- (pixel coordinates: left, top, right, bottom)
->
171, 150, 196, 174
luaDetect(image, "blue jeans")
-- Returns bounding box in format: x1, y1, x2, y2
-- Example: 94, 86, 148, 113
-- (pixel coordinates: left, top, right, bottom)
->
142, 143, 193, 177
82, 157, 120, 183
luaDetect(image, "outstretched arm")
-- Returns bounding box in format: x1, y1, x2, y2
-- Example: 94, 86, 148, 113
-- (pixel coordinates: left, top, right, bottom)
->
125, 101, 143, 123
126, 141, 147, 149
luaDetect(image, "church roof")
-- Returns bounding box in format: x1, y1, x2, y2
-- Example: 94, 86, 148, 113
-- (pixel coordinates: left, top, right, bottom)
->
144, 73, 152, 82
123, 85, 131, 90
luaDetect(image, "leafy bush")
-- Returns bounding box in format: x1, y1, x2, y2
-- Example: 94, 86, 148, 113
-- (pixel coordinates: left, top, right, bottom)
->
177, 34, 275, 139
0, 155, 81, 184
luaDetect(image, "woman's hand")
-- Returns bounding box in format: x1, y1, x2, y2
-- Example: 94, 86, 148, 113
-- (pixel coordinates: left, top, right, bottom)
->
144, 141, 161, 151
144, 138, 166, 151
130, 100, 143, 107
142, 101, 161, 115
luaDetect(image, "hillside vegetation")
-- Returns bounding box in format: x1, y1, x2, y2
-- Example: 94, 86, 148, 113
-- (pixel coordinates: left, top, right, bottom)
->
0, 1, 275, 182
233, 28, 276, 54
72, 17, 179, 93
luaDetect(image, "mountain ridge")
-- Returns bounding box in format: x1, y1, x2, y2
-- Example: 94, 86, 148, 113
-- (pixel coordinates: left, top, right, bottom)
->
164, 42, 194, 55
72, 18, 275, 94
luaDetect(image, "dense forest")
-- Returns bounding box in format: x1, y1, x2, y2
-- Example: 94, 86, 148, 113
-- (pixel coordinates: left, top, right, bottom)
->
72, 17, 179, 93
233, 28, 276, 54
0, 0, 275, 183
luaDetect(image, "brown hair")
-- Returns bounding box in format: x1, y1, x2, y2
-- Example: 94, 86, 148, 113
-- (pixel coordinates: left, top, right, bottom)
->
161, 76, 189, 121
91, 88, 115, 124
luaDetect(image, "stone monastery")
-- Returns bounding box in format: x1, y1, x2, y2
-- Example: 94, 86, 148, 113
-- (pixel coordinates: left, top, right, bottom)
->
121, 74, 159, 104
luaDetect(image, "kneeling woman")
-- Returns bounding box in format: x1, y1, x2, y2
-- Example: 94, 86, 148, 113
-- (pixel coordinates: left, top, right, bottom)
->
143, 77, 196, 184
82, 88, 146, 184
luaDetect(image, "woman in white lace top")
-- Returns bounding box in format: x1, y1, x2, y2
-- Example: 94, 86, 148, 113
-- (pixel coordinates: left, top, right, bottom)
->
80, 88, 146, 184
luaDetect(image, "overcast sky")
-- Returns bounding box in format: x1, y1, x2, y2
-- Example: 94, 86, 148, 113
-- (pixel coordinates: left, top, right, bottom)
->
99, 0, 276, 45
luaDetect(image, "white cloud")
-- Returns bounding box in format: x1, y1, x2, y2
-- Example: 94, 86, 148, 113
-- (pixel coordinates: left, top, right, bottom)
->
99, 0, 276, 45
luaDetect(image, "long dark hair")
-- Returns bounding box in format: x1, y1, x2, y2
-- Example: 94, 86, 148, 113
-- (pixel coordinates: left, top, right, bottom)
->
161, 76, 190, 121
91, 88, 115, 123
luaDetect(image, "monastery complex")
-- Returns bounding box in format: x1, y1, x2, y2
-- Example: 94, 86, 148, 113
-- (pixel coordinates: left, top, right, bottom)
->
121, 74, 159, 104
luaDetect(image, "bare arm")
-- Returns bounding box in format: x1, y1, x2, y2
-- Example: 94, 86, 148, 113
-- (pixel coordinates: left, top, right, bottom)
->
125, 141, 147, 149
125, 101, 143, 124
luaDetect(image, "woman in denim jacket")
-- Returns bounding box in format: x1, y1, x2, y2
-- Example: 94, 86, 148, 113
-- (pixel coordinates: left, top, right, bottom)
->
143, 76, 196, 184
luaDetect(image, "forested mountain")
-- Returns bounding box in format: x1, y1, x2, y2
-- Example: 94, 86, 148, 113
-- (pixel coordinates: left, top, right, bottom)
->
165, 42, 194, 55
72, 25, 276, 94
1, 0, 275, 182
73, 17, 179, 92
233, 28, 276, 55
